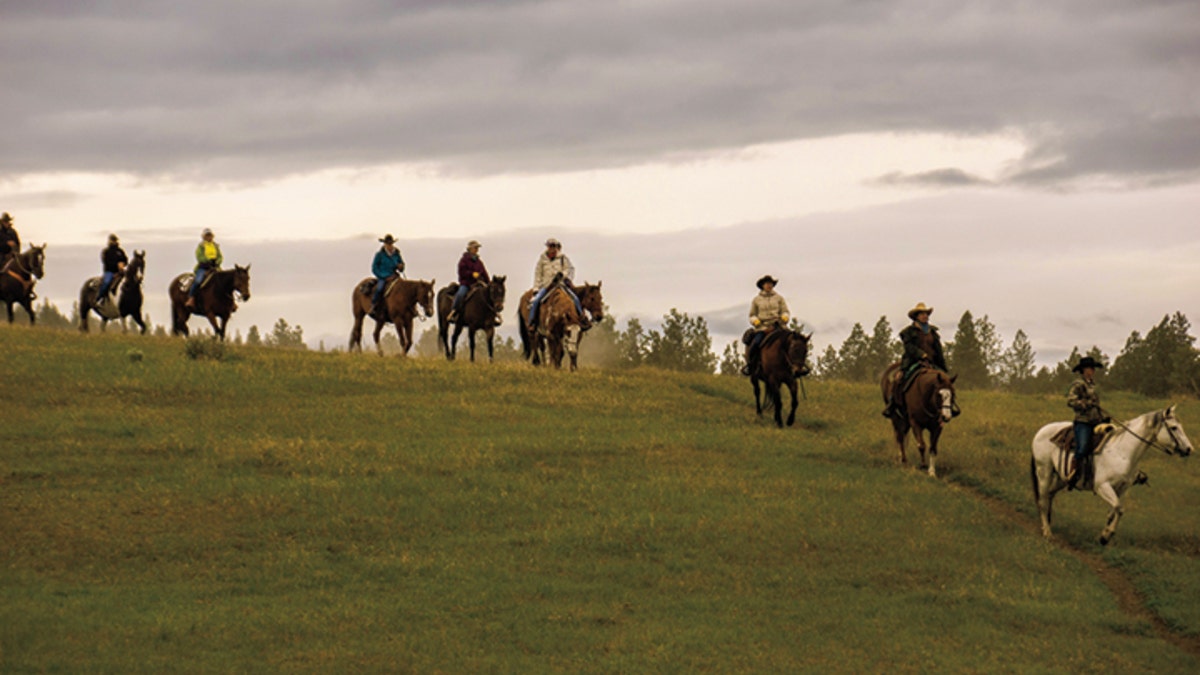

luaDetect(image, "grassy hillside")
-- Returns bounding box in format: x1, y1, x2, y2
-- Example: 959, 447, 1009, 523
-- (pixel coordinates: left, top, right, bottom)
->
2, 324, 1198, 672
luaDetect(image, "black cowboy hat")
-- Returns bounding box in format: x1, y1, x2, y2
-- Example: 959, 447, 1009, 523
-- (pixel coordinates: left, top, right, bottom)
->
379, 234, 397, 244
1072, 356, 1106, 373
756, 275, 779, 289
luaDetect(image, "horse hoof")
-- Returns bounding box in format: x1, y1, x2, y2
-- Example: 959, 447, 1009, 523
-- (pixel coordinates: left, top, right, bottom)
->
1098, 535, 1110, 546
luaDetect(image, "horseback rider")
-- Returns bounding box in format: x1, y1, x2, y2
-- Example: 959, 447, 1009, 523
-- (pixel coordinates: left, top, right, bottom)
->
370, 234, 405, 319
1067, 356, 1106, 489
527, 238, 588, 332
96, 234, 128, 306
447, 239, 493, 324
741, 275, 791, 376
186, 229, 223, 309
883, 302, 948, 417
0, 212, 21, 269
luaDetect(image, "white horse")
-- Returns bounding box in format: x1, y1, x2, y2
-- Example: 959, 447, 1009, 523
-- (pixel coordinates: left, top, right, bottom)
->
1031, 406, 1193, 545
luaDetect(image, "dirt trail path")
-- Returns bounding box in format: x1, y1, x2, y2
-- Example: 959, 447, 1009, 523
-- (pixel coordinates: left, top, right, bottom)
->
946, 478, 1200, 659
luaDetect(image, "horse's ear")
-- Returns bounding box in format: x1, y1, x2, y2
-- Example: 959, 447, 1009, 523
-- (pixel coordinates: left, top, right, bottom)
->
950, 374, 958, 384
802, 332, 812, 340
1167, 404, 1177, 417
597, 280, 602, 288
245, 263, 251, 271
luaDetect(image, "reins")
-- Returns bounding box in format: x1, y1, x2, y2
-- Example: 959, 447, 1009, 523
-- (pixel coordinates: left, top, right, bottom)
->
1103, 409, 1182, 456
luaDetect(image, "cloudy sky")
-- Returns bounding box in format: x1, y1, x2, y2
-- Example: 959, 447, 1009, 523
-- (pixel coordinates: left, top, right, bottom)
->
3, 1, 1198, 363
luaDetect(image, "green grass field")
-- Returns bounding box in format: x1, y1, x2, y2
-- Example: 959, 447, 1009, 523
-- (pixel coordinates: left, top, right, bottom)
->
2, 325, 1198, 672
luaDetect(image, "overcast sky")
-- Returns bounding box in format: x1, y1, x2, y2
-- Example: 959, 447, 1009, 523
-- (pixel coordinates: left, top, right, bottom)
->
3, 1, 1198, 363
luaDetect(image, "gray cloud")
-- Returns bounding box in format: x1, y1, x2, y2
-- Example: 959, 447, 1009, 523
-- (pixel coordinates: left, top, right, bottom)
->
0, 189, 91, 209
2, 1, 1198, 186
873, 168, 993, 188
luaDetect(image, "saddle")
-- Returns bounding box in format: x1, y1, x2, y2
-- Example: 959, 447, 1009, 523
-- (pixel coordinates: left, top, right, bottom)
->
179, 272, 216, 294
1051, 423, 1114, 457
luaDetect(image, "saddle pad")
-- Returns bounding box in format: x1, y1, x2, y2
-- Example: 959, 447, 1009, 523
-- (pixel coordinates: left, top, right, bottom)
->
178, 274, 195, 294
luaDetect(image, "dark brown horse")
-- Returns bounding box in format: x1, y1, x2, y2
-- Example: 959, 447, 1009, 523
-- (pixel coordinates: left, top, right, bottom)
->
169, 265, 251, 340
349, 276, 436, 355
881, 363, 960, 476
0, 244, 46, 324
518, 280, 604, 371
80, 250, 147, 334
751, 326, 812, 428
436, 276, 507, 362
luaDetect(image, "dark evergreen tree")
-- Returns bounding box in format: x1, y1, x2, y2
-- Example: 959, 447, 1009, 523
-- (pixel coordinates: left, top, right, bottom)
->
950, 310, 989, 388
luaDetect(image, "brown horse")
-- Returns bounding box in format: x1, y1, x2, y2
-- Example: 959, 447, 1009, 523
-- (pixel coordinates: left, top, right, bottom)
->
751, 326, 812, 428
169, 265, 252, 340
436, 276, 506, 362
80, 250, 147, 334
0, 244, 46, 324
349, 276, 436, 355
881, 363, 960, 476
518, 280, 604, 371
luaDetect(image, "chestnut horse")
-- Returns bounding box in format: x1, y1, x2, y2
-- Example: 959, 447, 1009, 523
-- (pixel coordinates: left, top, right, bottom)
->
169, 265, 252, 340
518, 280, 604, 371
881, 363, 960, 476
349, 276, 436, 355
751, 326, 811, 428
436, 276, 507, 362
0, 245, 46, 324
80, 250, 147, 334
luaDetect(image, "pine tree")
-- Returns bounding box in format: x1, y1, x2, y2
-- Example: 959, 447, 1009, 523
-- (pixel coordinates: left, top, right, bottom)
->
246, 325, 262, 346
836, 322, 872, 382
866, 316, 900, 377
815, 344, 841, 380
998, 329, 1036, 391
950, 310, 989, 388
644, 309, 716, 373
975, 314, 1003, 382
615, 318, 648, 368
719, 341, 745, 377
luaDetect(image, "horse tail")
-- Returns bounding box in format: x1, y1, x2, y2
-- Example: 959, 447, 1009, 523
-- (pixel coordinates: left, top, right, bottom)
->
1030, 455, 1040, 504
519, 316, 532, 359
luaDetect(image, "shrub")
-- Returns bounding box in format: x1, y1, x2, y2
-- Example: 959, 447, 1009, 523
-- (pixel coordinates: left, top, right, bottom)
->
185, 336, 227, 361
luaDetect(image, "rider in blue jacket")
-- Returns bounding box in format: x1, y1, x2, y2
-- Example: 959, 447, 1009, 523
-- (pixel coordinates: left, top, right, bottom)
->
371, 234, 405, 317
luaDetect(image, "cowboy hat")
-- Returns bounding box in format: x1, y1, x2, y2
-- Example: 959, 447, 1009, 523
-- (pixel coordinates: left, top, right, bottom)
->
467, 239, 482, 249
1072, 356, 1106, 373
108, 233, 119, 242
379, 234, 397, 244
907, 303, 933, 320
202, 228, 214, 237
545, 238, 562, 247
756, 275, 779, 290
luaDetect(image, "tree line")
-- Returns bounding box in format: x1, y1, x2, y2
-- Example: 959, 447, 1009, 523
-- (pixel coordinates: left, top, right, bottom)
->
25, 297, 1200, 396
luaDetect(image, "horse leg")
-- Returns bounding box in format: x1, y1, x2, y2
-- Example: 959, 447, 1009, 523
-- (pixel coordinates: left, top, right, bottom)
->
372, 319, 385, 356
450, 323, 465, 361
752, 377, 763, 416
926, 425, 942, 478
5, 301, 13, 323
771, 383, 784, 428
467, 327, 477, 362
350, 312, 363, 352
891, 418, 909, 465
80, 306, 90, 333
205, 312, 223, 340
100, 317, 109, 333
486, 327, 495, 363
786, 378, 798, 427
911, 425, 928, 471
1095, 482, 1124, 546
21, 298, 35, 325
133, 312, 147, 335
1032, 456, 1061, 538
401, 318, 415, 355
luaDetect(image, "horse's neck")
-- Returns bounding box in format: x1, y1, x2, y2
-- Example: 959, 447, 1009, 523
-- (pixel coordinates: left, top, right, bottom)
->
1107, 413, 1159, 472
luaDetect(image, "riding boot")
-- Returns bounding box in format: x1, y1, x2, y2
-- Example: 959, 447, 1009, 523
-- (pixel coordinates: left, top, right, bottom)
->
447, 310, 459, 322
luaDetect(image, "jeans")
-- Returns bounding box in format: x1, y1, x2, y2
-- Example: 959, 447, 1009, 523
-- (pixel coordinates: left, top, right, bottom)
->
98, 271, 116, 298
452, 284, 470, 312
1073, 421, 1093, 465
373, 278, 387, 306
529, 286, 582, 325
189, 268, 207, 297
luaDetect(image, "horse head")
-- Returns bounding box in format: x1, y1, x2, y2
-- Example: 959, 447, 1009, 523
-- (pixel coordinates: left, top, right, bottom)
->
26, 244, 46, 279
419, 279, 436, 317
786, 330, 811, 375
937, 372, 960, 422
233, 264, 252, 301
488, 275, 507, 315
127, 250, 146, 283
578, 281, 604, 321
1158, 405, 1193, 457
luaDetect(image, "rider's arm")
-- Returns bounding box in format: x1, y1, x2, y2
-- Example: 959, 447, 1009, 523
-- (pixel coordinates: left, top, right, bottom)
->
563, 256, 575, 282
1066, 382, 1095, 412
